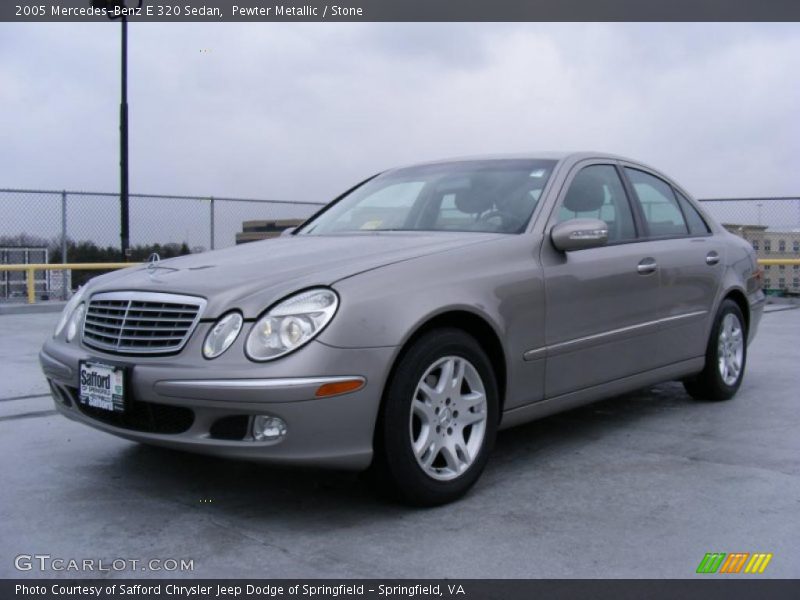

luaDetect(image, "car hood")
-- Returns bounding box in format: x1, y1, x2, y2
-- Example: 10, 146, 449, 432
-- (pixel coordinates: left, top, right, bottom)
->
85, 231, 501, 318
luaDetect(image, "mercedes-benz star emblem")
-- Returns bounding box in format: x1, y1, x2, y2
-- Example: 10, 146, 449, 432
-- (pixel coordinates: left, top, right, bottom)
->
147, 253, 161, 274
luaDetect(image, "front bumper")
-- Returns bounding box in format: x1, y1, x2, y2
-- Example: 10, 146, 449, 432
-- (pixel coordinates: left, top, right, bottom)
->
40, 332, 397, 470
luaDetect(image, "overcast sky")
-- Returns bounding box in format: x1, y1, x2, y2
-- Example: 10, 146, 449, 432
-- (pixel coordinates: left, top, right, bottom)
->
1, 22, 799, 205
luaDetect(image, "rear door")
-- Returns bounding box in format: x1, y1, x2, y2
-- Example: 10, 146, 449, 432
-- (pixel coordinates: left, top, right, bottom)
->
540, 161, 664, 398
621, 165, 724, 363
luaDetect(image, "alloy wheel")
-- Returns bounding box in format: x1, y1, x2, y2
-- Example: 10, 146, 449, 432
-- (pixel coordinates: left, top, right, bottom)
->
409, 355, 488, 481
717, 312, 744, 386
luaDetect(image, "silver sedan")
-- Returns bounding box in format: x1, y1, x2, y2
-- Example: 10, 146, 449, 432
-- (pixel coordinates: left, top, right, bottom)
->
40, 152, 764, 505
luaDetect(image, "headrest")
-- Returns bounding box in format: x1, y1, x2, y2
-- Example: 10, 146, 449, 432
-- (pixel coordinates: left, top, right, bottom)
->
563, 171, 606, 213
455, 188, 494, 214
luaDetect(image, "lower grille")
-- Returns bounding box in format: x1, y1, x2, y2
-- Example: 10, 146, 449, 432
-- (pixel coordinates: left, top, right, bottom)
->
209, 415, 250, 441
67, 387, 194, 434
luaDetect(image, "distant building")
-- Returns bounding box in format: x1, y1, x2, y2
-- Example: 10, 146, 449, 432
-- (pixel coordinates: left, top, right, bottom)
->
235, 219, 304, 244
722, 224, 800, 294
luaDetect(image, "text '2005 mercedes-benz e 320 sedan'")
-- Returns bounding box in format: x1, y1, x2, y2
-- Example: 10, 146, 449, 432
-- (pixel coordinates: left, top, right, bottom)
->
40, 152, 764, 505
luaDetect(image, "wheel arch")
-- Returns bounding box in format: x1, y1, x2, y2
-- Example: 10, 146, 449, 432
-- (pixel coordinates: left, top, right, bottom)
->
381, 309, 509, 414
722, 287, 750, 334
368, 308, 505, 504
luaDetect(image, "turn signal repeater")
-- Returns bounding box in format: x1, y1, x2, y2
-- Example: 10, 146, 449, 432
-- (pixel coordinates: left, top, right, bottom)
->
315, 378, 365, 398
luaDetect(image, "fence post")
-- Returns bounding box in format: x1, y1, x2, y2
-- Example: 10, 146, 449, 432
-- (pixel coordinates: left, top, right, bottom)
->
210, 196, 215, 250
61, 191, 68, 299
27, 267, 35, 305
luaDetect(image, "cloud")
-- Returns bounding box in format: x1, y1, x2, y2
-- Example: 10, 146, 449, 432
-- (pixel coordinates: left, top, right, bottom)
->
1, 21, 798, 205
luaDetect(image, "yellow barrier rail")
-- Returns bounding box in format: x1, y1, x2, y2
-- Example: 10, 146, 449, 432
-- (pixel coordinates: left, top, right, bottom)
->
757, 259, 800, 266
1, 263, 140, 305
2, 258, 799, 306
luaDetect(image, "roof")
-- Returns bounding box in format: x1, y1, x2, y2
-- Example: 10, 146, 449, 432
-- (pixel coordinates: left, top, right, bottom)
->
387, 151, 642, 171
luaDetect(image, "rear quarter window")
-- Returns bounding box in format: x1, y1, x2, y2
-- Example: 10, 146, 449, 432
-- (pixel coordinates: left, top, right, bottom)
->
674, 189, 711, 235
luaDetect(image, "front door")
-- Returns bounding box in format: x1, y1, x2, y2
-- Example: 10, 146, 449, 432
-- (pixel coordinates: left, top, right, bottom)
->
540, 162, 663, 398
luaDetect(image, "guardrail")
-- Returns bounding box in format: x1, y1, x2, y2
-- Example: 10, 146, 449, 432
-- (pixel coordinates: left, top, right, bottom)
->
757, 259, 800, 266
4, 259, 800, 306
2, 263, 139, 305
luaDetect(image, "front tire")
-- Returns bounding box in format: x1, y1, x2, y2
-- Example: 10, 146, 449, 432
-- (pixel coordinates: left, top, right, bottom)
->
372, 328, 499, 506
684, 299, 747, 401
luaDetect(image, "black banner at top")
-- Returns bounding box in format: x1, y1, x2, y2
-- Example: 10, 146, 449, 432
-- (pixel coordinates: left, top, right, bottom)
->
4, 0, 800, 23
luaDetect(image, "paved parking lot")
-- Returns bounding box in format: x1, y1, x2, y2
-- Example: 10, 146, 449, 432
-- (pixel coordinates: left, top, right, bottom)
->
1, 308, 798, 579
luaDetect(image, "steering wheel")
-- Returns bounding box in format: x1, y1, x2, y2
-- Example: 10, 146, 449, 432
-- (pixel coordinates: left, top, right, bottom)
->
476, 210, 526, 232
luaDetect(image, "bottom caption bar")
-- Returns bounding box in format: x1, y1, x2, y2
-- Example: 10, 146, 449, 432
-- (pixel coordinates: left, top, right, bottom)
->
4, 580, 800, 600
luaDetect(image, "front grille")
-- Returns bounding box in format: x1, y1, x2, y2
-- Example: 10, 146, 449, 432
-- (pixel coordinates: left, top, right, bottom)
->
67, 386, 194, 434
82, 291, 206, 355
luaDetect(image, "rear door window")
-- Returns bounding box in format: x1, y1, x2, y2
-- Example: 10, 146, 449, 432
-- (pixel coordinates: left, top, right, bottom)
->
624, 168, 689, 238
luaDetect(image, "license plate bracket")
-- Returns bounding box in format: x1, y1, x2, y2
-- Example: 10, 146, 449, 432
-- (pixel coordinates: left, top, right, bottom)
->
78, 361, 125, 412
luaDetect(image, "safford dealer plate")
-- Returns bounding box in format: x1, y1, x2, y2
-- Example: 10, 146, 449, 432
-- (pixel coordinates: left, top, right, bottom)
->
78, 361, 125, 412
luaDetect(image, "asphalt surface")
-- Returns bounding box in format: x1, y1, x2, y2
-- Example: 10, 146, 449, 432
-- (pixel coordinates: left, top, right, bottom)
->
1, 309, 798, 579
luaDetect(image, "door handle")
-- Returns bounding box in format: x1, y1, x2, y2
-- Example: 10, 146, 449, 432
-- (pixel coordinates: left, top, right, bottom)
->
637, 257, 658, 275
706, 251, 720, 266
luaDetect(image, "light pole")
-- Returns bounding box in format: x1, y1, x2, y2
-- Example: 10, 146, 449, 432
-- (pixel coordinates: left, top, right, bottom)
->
91, 1, 141, 259
120, 13, 130, 259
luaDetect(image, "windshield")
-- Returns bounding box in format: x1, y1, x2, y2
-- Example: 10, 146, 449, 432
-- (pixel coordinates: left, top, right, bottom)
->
298, 159, 557, 235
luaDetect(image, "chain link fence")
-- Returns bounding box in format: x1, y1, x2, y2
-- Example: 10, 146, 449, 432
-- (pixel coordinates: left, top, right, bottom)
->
698, 197, 800, 233
0, 188, 323, 301
0, 247, 49, 301
699, 197, 800, 295
0, 188, 324, 253
1, 188, 798, 300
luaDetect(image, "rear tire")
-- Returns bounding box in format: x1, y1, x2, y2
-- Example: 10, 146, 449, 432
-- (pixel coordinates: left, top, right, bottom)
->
683, 299, 747, 401
371, 328, 499, 506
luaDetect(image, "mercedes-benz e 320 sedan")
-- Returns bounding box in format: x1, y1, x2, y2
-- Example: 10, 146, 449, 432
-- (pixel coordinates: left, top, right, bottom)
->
40, 153, 764, 505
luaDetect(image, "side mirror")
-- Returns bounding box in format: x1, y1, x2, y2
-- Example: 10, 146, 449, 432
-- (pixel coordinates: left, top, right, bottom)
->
551, 218, 609, 252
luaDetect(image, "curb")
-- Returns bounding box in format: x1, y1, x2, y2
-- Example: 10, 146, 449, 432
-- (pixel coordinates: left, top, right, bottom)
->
0, 302, 66, 316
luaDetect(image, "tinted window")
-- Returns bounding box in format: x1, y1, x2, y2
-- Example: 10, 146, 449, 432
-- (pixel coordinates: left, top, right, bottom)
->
625, 168, 689, 237
674, 190, 710, 235
558, 165, 636, 243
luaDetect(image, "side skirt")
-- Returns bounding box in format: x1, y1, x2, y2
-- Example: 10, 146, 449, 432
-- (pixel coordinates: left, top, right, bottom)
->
499, 357, 704, 431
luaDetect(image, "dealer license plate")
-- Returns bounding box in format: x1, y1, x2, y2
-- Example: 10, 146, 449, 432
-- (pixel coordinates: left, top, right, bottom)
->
79, 361, 125, 412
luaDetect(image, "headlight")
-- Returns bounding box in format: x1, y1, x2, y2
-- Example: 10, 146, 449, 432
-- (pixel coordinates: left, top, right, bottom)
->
54, 289, 85, 338
65, 302, 85, 343
203, 312, 244, 359
245, 288, 338, 361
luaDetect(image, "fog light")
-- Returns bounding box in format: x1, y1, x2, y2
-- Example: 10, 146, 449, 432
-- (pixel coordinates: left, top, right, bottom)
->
252, 415, 287, 442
